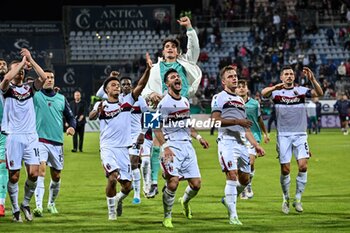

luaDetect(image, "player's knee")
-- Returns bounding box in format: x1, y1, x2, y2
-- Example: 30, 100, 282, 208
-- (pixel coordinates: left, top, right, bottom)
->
190, 180, 201, 191
122, 182, 132, 194
239, 174, 250, 186
298, 165, 307, 172
52, 174, 61, 182
167, 180, 179, 192
9, 172, 20, 183
108, 172, 119, 185
131, 164, 138, 170
281, 165, 290, 175
28, 170, 39, 180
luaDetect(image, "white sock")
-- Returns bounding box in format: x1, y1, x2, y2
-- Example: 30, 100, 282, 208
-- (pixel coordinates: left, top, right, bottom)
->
23, 179, 37, 207
35, 176, 45, 209
132, 169, 141, 199
106, 196, 116, 216
182, 185, 198, 203
280, 174, 291, 201
7, 181, 19, 213
225, 180, 238, 218
163, 187, 176, 218
48, 179, 60, 205
295, 172, 307, 200
116, 191, 128, 204
141, 157, 151, 192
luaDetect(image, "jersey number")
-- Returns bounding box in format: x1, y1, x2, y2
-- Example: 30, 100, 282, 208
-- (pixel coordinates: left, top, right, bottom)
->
33, 148, 40, 157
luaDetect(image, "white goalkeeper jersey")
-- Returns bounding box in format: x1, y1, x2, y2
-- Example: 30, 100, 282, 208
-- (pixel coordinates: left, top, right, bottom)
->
93, 93, 135, 148
271, 86, 311, 136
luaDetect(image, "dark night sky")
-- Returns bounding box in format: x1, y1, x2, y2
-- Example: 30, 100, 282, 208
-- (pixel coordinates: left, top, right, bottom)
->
0, 0, 202, 21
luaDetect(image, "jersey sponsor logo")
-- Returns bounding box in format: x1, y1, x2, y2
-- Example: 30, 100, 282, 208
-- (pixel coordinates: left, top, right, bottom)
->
99, 102, 132, 119
223, 100, 245, 111
274, 94, 305, 105
6, 88, 33, 101
167, 109, 190, 123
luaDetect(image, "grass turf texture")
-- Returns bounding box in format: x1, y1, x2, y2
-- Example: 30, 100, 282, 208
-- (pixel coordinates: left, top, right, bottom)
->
0, 129, 349, 232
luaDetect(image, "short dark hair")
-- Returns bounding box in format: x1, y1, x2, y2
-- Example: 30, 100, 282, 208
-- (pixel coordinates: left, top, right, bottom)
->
281, 65, 293, 72
237, 79, 247, 86
163, 68, 178, 83
120, 76, 132, 83
103, 76, 120, 92
43, 69, 54, 74
162, 38, 180, 50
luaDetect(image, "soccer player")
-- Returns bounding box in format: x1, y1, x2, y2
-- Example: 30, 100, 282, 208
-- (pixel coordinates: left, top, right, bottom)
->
0, 58, 8, 217
88, 53, 152, 220
120, 77, 149, 204
141, 16, 201, 105
261, 66, 323, 214
154, 68, 209, 228
141, 16, 202, 198
211, 65, 265, 225
140, 128, 153, 195
0, 48, 47, 222
235, 80, 270, 199
32, 69, 76, 217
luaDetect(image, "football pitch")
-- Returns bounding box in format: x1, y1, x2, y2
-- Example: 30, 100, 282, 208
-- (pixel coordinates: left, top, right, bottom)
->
0, 129, 349, 232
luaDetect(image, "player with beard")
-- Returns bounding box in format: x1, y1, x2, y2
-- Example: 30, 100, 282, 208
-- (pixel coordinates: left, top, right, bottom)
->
141, 16, 202, 199
154, 68, 209, 228
261, 66, 323, 214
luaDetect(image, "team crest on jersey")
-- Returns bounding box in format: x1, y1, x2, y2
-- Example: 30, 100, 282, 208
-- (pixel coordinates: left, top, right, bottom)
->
48, 102, 51, 107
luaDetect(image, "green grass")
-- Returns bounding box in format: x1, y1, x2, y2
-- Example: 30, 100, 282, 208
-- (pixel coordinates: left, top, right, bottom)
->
1, 129, 349, 232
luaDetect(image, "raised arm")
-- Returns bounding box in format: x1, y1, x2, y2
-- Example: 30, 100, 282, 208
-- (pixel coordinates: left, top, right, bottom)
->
177, 16, 200, 63
303, 67, 323, 97
0, 56, 26, 92
261, 83, 285, 98
89, 101, 102, 120
21, 48, 47, 90
132, 53, 152, 100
